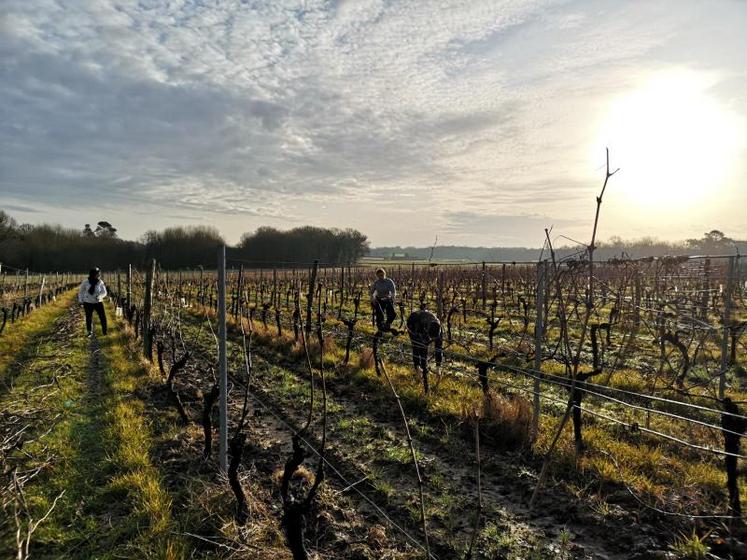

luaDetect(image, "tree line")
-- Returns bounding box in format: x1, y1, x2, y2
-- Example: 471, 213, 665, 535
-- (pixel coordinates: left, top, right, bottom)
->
370, 230, 746, 262
0, 211, 369, 272
1, 208, 741, 273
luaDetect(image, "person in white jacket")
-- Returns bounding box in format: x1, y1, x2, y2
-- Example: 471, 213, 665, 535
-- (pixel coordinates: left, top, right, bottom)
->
78, 267, 108, 336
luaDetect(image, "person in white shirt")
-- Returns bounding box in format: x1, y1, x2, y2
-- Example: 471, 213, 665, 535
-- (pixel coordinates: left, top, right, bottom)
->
78, 267, 108, 336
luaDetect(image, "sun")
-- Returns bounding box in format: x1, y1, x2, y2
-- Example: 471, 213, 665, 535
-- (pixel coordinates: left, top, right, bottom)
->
594, 70, 741, 209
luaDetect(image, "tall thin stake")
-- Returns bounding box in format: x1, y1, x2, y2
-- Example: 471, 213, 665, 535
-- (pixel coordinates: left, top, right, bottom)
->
720, 256, 735, 399
218, 245, 228, 472
305, 260, 318, 335
532, 261, 545, 437
143, 259, 155, 359
126, 264, 132, 309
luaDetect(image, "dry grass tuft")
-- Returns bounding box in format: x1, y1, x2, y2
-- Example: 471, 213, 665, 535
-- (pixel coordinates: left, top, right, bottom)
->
463, 390, 535, 451
289, 335, 337, 364
366, 524, 388, 550
271, 465, 316, 489
321, 334, 338, 357
358, 348, 376, 370
289, 338, 307, 360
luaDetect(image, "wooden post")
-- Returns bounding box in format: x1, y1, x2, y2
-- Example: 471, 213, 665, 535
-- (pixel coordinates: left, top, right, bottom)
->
722, 398, 745, 518
633, 272, 641, 330
273, 268, 278, 307
720, 257, 735, 399
532, 262, 545, 436
127, 264, 132, 309
481, 261, 486, 311
501, 264, 506, 299
37, 275, 46, 306
437, 270, 444, 320
143, 259, 156, 360
338, 266, 345, 319
217, 245, 228, 472
234, 264, 244, 321
199, 265, 204, 305
306, 260, 318, 334
701, 258, 711, 322
24, 269, 28, 298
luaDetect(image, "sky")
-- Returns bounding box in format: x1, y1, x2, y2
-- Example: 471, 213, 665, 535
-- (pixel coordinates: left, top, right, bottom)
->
1, 0, 746, 248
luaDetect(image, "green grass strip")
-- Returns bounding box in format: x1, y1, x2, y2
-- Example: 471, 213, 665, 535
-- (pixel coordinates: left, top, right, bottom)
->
0, 300, 186, 559
0, 291, 75, 382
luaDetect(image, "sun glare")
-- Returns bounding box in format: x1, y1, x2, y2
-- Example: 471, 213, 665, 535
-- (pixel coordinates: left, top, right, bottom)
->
595, 70, 741, 209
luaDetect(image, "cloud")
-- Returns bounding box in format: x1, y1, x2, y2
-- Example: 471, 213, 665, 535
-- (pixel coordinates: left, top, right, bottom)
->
443, 210, 578, 245
1, 203, 40, 214
0, 0, 745, 245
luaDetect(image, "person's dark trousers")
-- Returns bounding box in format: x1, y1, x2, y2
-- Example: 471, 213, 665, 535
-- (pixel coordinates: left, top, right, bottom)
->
83, 302, 108, 335
374, 298, 396, 330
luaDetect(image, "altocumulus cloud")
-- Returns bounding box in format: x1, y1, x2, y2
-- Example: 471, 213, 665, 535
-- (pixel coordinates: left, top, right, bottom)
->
444, 210, 577, 247
1, 0, 745, 245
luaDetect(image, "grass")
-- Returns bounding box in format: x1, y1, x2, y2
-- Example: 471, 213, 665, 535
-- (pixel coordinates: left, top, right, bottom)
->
383, 443, 421, 464
95, 313, 187, 557
172, 308, 577, 558
0, 291, 72, 382
669, 529, 710, 559
477, 521, 548, 560
144, 292, 743, 558
367, 336, 735, 520
465, 390, 535, 451
0, 295, 187, 559
113, 308, 301, 559
2, 293, 444, 559
193, 297, 745, 520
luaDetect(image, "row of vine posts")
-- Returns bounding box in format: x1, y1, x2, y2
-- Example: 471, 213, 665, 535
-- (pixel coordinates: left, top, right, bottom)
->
109, 241, 747, 557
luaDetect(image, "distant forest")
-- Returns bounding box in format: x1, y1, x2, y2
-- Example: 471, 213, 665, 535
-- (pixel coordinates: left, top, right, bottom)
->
0, 210, 743, 272
0, 211, 369, 271
371, 231, 747, 262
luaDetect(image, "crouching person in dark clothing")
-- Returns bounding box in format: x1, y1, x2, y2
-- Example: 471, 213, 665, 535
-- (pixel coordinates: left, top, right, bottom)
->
78, 267, 108, 337
406, 309, 443, 394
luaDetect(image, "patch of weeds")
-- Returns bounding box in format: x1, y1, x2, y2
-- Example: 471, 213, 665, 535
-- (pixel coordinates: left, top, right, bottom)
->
383, 443, 422, 465
367, 465, 396, 501
480, 521, 517, 557
335, 416, 374, 440
669, 529, 710, 559
558, 527, 573, 560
